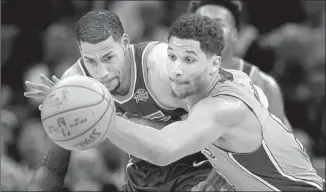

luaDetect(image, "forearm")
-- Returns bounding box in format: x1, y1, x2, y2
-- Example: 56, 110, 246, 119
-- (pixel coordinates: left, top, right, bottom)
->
108, 116, 169, 165
29, 141, 71, 191
128, 117, 169, 130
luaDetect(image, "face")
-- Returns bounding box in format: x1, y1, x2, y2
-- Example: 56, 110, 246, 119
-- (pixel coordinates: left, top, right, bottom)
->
167, 37, 220, 99
79, 35, 128, 93
195, 5, 238, 57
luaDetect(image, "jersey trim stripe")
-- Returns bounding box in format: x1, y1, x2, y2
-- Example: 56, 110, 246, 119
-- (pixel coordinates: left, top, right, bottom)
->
114, 45, 138, 104
239, 59, 244, 71
249, 65, 257, 78
262, 140, 324, 190
78, 59, 87, 76
141, 42, 177, 111
242, 62, 252, 77
228, 153, 280, 191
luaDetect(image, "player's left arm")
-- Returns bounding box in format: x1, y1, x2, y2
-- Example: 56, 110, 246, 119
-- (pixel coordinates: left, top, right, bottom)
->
108, 96, 246, 166
259, 72, 292, 130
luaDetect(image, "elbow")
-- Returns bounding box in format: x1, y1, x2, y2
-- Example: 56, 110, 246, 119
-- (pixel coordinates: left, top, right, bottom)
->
146, 139, 178, 166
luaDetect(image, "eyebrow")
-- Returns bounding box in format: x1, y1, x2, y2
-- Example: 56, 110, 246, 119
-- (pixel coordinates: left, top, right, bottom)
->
83, 56, 95, 60
101, 51, 113, 58
185, 50, 198, 56
168, 47, 198, 56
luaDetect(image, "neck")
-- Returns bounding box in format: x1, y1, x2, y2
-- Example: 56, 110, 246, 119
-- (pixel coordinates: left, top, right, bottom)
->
184, 72, 220, 109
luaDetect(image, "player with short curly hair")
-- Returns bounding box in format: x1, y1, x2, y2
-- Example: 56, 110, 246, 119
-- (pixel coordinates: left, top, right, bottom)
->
108, 13, 325, 191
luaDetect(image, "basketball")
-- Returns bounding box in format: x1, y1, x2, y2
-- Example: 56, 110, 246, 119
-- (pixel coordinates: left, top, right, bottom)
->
41, 75, 115, 151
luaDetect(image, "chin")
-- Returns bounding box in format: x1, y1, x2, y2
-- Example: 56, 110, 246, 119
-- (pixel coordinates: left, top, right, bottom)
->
172, 89, 190, 99
107, 82, 120, 93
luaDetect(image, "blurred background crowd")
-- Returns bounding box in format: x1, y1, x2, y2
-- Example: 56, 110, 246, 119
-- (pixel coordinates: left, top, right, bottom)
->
1, 0, 325, 191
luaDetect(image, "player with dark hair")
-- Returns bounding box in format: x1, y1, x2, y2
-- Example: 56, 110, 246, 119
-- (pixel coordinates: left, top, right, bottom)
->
25, 10, 214, 191
188, 0, 292, 130
107, 13, 325, 191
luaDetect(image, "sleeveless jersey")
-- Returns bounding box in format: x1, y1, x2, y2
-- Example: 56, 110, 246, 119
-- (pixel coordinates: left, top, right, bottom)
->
77, 41, 207, 165
201, 69, 324, 191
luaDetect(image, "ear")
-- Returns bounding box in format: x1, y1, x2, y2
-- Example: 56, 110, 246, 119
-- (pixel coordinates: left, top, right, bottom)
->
211, 55, 221, 73
78, 44, 83, 53
121, 33, 130, 48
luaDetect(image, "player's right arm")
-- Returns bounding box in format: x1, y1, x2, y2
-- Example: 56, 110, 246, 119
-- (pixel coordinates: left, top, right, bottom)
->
28, 142, 71, 191
26, 60, 83, 191
109, 96, 247, 166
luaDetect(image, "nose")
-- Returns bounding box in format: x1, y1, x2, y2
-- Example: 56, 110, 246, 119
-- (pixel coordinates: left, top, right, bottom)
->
97, 63, 110, 79
171, 60, 183, 78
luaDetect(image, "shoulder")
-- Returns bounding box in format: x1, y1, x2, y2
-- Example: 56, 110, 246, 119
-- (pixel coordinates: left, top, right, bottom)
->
190, 95, 248, 126
257, 70, 282, 94
61, 58, 84, 79
146, 42, 168, 71
248, 64, 281, 93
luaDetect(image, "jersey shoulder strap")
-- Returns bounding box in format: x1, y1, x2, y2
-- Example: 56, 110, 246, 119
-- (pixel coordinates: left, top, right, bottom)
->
240, 59, 257, 79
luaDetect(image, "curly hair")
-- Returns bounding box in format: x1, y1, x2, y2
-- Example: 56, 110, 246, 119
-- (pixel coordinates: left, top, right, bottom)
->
168, 13, 225, 56
76, 10, 124, 44
188, 0, 242, 30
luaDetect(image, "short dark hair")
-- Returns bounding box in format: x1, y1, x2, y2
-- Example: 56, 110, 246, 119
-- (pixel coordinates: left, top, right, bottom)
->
76, 10, 124, 44
188, 0, 242, 30
168, 13, 225, 56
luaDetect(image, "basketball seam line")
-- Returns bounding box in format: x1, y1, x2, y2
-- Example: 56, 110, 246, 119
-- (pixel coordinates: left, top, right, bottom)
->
43, 81, 114, 143
41, 85, 106, 121
51, 99, 110, 142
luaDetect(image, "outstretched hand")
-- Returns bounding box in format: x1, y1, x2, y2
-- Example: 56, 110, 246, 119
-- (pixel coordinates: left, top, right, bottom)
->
24, 74, 60, 110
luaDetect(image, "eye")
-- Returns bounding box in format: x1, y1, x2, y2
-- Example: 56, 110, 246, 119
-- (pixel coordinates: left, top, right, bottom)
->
86, 59, 96, 65
102, 56, 113, 63
184, 57, 195, 64
168, 54, 176, 61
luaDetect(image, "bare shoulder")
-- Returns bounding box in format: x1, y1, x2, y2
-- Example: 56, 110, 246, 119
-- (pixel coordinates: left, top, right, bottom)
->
255, 69, 281, 92
190, 96, 248, 127
61, 58, 84, 79
146, 42, 168, 71
144, 42, 186, 109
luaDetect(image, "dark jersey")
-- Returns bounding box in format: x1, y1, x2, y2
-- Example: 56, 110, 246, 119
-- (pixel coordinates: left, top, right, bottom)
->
78, 41, 210, 190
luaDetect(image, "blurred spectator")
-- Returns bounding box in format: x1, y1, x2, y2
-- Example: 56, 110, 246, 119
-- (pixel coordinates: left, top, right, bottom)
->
1, 25, 19, 67
43, 20, 80, 73
67, 148, 119, 192
1, 85, 13, 107
256, 2, 325, 156
1, 31, 44, 106
138, 1, 169, 43
238, 1, 306, 72
1, 109, 29, 191
16, 118, 49, 170
111, 1, 145, 43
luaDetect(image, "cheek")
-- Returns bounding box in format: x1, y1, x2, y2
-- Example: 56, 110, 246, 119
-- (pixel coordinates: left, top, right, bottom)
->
84, 63, 97, 73
166, 62, 173, 75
